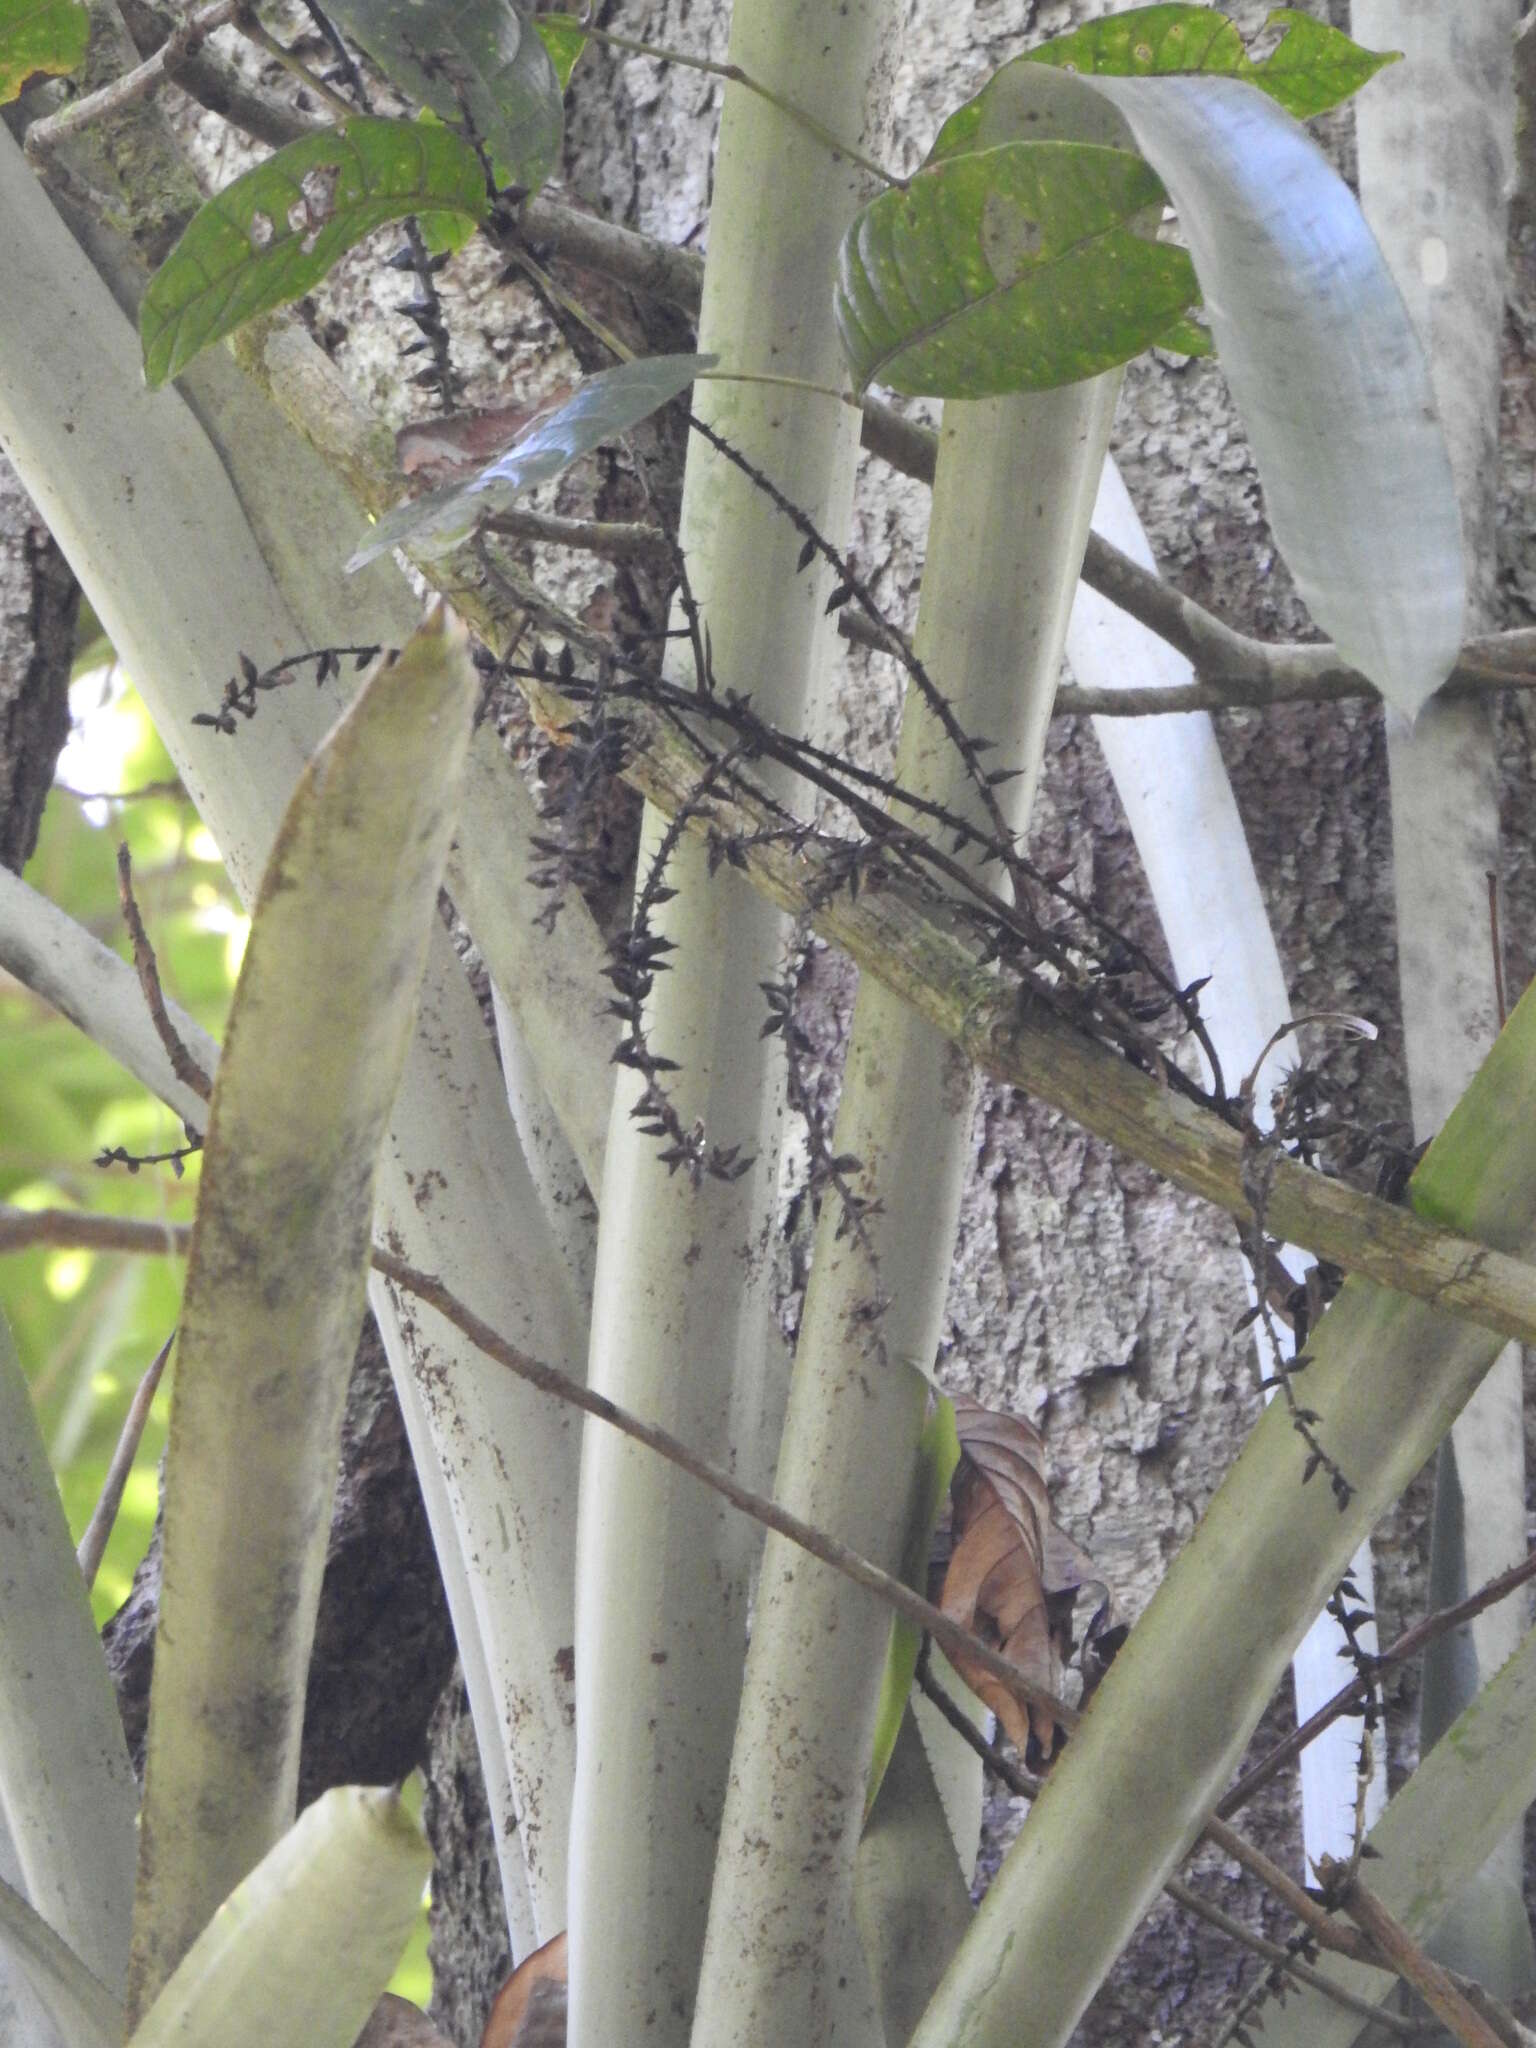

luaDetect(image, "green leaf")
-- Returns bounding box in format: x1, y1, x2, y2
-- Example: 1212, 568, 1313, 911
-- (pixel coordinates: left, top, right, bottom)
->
835, 141, 1200, 399
140, 119, 487, 387
348, 350, 716, 567
534, 10, 586, 91
127, 613, 478, 2008
320, 0, 563, 191
1150, 310, 1212, 358
126, 1789, 430, 2048
865, 1389, 960, 1819
931, 5, 1397, 151
0, 0, 87, 102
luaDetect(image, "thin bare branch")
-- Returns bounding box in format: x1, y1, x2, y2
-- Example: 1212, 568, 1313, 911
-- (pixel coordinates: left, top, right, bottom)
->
915, 1656, 1417, 2036
516, 671, 1536, 1351
77, 1331, 173, 1588
1319, 1859, 1507, 2048
116, 843, 214, 1104
1221, 1546, 1536, 1819
481, 506, 670, 563
24, 0, 241, 156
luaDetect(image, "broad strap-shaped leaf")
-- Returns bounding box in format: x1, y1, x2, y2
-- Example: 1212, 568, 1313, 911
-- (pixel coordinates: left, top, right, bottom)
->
0, 0, 87, 102
126, 1789, 430, 2048
834, 140, 1200, 399
1081, 72, 1463, 715
0, 1871, 121, 2048
126, 612, 478, 2017
930, 4, 1396, 154
320, 0, 561, 191
0, 1312, 136, 1995
348, 351, 715, 567
140, 119, 487, 387
865, 1387, 960, 1818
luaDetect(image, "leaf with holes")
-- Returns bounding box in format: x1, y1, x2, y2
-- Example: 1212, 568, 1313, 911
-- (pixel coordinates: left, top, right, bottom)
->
140, 119, 487, 387
321, 0, 562, 192
348, 352, 715, 568
939, 1396, 1110, 1763
0, 0, 87, 101
835, 140, 1199, 399
969, 4, 1397, 131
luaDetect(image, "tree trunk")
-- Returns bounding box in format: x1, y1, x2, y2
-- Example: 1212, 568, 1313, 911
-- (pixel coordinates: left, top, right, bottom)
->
0, 453, 76, 874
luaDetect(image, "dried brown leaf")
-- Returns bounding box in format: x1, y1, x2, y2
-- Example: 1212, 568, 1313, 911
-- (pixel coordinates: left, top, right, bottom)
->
481, 1928, 568, 2048
939, 1395, 1111, 1760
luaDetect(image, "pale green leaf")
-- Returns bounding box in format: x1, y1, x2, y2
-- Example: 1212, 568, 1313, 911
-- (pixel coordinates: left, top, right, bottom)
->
834, 141, 1199, 398
0, 1874, 121, 2048
348, 351, 715, 568
0, 1311, 135, 1995
1078, 73, 1462, 713
126, 1789, 430, 2048
320, 0, 562, 190
865, 1388, 960, 1818
0, 0, 87, 102
127, 613, 478, 2011
140, 120, 487, 388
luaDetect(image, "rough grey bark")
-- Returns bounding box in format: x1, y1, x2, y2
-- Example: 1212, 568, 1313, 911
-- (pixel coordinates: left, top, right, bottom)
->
412, 3, 1536, 2042
0, 451, 77, 873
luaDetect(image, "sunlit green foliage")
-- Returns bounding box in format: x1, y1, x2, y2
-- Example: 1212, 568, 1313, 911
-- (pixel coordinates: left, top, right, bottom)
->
4, 667, 241, 1623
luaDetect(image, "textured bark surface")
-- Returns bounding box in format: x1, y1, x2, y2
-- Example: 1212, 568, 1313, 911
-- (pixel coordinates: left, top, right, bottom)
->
0, 450, 77, 873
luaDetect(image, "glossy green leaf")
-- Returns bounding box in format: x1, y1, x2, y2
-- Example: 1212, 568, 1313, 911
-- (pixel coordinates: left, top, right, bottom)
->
348, 350, 715, 567
140, 120, 487, 387
0, 0, 87, 102
931, 5, 1396, 158
835, 141, 1199, 398
534, 10, 586, 90
865, 1388, 960, 1819
320, 0, 562, 191
126, 1789, 430, 2048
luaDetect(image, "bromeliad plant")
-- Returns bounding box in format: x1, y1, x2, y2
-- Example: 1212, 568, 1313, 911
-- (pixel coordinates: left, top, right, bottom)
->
2, 2, 1534, 2046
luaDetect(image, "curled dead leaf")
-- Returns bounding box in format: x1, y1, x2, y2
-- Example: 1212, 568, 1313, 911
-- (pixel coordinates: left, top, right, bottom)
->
939, 1395, 1113, 1762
